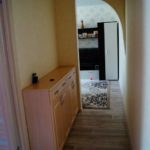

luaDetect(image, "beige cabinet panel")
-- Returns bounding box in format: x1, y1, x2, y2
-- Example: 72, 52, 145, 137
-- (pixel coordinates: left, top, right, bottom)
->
68, 73, 78, 121
23, 67, 79, 150
52, 88, 64, 149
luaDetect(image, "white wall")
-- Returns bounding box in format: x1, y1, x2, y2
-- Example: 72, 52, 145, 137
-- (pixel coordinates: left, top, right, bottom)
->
76, 4, 117, 28
126, 0, 150, 149
77, 0, 104, 7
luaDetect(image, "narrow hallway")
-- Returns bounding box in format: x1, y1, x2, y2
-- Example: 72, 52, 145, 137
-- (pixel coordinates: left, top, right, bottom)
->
64, 81, 131, 150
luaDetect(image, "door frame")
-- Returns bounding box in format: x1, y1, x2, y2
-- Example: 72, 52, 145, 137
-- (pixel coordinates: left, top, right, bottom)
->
1, 0, 30, 149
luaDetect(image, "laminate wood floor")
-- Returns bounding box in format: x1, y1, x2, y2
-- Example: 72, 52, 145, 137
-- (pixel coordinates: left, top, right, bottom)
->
64, 81, 131, 150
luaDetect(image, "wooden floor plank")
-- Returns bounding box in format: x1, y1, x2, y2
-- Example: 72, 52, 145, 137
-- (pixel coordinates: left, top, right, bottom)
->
64, 81, 131, 150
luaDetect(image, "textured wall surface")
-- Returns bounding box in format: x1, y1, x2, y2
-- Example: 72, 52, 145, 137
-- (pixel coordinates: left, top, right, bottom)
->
77, 4, 118, 48
77, 5, 117, 28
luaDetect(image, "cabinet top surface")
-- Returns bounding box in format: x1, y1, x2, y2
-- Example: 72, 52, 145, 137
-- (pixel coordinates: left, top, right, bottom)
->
23, 66, 75, 91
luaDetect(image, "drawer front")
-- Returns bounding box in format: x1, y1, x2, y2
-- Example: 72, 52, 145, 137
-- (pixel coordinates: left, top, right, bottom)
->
52, 79, 67, 107
66, 69, 76, 84
52, 88, 60, 107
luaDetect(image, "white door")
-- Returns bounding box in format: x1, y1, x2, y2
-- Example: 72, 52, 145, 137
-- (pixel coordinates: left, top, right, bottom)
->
0, 3, 21, 150
104, 22, 118, 80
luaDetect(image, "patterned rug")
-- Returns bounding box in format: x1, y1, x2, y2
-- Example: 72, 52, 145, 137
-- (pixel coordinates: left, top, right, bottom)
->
81, 80, 110, 109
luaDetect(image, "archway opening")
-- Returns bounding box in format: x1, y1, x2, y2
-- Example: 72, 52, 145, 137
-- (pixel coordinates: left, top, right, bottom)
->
75, 0, 126, 110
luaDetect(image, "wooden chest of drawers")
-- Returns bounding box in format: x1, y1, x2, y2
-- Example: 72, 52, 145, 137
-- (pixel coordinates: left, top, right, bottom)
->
23, 66, 79, 150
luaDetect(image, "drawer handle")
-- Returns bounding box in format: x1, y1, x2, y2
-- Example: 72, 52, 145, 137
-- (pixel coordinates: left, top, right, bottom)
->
54, 90, 59, 95
68, 76, 72, 80
62, 82, 66, 87
60, 95, 65, 105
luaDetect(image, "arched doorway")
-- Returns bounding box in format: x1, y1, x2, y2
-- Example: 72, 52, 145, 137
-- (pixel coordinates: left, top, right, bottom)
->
75, 0, 126, 109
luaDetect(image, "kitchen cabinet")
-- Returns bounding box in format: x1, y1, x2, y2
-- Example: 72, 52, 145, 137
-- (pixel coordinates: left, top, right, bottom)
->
23, 66, 78, 150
